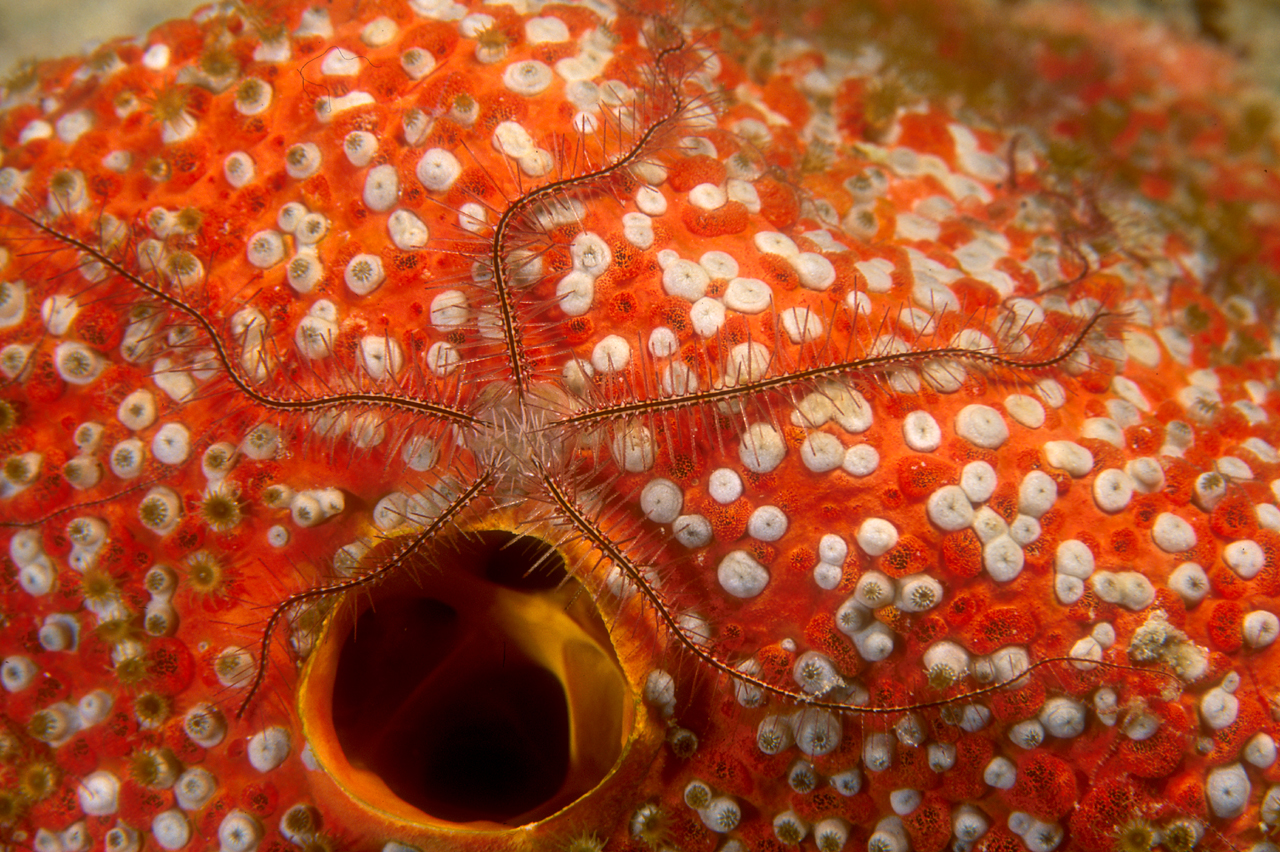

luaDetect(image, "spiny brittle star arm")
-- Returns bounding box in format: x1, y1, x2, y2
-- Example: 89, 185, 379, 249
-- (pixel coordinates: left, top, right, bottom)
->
236, 471, 493, 718
487, 36, 704, 395
560, 308, 1112, 429
7, 207, 486, 428
537, 463, 1177, 714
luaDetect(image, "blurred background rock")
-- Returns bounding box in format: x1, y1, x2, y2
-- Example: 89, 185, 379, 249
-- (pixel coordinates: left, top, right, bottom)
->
0, 0, 205, 73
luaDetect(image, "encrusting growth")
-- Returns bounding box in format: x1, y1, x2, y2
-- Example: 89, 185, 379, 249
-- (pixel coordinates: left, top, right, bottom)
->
1, 0, 1279, 851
